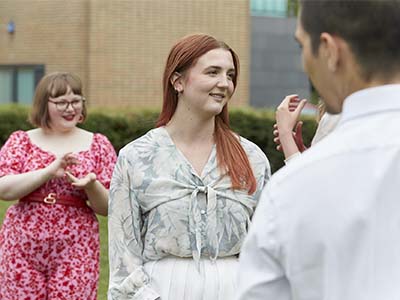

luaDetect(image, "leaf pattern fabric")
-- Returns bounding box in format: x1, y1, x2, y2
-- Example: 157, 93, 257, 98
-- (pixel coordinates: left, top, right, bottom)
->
108, 127, 270, 299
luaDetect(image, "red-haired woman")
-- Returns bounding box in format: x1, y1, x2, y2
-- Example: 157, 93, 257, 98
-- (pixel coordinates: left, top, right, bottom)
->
108, 34, 270, 300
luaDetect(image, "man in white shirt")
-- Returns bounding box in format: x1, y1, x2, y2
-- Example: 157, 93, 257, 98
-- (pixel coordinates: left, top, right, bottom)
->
237, 1, 400, 300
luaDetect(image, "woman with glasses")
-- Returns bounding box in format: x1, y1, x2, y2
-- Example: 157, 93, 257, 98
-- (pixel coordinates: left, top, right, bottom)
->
108, 34, 270, 300
0, 72, 117, 299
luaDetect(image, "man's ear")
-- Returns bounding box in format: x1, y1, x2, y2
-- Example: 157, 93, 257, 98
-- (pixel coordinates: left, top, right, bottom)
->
170, 72, 183, 93
320, 32, 340, 72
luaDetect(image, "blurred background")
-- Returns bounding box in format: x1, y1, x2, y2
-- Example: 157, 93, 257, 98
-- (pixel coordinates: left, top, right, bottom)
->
0, 0, 312, 110
0, 1, 318, 299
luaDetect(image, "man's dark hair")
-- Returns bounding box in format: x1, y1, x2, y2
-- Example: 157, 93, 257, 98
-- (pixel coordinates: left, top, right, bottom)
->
300, 0, 400, 80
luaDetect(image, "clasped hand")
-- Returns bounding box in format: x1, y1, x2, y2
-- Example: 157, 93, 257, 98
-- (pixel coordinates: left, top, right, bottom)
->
273, 94, 308, 153
45, 152, 96, 189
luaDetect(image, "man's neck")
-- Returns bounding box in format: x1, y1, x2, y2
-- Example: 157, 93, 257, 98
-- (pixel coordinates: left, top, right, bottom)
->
365, 74, 400, 88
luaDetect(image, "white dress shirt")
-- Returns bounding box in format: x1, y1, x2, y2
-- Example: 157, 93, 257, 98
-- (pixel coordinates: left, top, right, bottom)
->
237, 84, 400, 300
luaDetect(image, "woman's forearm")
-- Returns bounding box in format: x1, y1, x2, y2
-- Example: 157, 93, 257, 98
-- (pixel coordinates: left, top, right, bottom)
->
0, 168, 53, 201
279, 131, 301, 161
84, 180, 109, 216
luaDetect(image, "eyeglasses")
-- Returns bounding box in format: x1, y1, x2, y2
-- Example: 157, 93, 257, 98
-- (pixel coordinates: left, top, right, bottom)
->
48, 97, 85, 111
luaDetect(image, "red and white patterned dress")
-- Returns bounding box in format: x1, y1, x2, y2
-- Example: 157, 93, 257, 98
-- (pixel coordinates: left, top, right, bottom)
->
0, 130, 117, 300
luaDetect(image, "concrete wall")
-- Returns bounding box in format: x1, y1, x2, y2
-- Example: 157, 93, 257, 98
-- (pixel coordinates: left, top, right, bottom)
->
250, 15, 310, 108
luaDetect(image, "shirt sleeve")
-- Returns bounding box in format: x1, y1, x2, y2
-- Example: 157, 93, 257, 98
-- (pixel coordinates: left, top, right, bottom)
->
236, 187, 291, 300
94, 134, 117, 189
252, 146, 271, 202
0, 131, 26, 177
284, 152, 302, 165
263, 154, 271, 188
108, 151, 160, 300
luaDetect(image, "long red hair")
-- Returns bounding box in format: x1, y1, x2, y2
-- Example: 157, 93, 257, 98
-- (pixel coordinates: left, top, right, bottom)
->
156, 34, 256, 194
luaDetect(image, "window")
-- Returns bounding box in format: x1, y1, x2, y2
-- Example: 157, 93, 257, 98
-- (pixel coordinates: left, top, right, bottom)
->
251, 0, 298, 17
0, 65, 44, 104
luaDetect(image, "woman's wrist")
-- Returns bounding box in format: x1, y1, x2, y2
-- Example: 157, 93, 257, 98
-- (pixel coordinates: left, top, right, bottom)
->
279, 130, 296, 144
284, 152, 301, 164
40, 167, 55, 181
84, 173, 97, 189
278, 127, 294, 136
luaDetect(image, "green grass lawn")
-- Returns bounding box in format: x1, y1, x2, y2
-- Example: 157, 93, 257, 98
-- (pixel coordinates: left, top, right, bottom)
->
0, 201, 109, 300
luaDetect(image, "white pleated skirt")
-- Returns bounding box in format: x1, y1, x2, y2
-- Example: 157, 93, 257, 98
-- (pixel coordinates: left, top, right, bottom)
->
144, 256, 238, 300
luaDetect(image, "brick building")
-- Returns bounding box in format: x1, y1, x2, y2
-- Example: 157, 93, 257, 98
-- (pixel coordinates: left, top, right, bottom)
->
0, 0, 250, 108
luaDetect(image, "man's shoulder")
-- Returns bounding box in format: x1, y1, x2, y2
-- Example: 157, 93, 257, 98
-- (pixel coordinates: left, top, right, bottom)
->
271, 136, 342, 185
267, 118, 400, 208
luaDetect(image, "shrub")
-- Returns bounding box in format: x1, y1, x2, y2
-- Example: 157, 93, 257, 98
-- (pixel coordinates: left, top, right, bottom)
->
0, 105, 317, 173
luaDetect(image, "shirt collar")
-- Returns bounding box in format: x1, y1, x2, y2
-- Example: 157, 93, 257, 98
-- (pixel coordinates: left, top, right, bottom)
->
340, 84, 400, 125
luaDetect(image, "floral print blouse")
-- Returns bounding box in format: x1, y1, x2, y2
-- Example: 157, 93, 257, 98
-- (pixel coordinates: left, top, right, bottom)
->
108, 127, 270, 299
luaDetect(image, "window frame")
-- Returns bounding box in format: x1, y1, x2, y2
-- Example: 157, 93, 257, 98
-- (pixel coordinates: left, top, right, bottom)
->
0, 64, 45, 104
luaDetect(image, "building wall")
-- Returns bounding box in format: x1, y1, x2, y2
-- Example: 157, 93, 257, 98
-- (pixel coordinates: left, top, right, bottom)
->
250, 15, 309, 108
0, 0, 89, 91
0, 0, 250, 108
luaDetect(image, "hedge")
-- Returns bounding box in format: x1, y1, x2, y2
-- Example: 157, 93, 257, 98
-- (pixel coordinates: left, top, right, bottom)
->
0, 105, 317, 173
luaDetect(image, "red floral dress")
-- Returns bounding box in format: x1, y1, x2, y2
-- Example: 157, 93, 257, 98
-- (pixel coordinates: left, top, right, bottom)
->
0, 131, 117, 300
